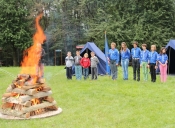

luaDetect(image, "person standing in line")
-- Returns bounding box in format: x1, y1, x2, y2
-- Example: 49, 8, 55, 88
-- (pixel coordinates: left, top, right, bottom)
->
80, 53, 90, 80
140, 44, 150, 81
65, 51, 74, 80
108, 42, 119, 80
131, 41, 141, 81
74, 50, 82, 80
148, 45, 158, 83
157, 47, 168, 83
120, 42, 130, 80
90, 52, 99, 80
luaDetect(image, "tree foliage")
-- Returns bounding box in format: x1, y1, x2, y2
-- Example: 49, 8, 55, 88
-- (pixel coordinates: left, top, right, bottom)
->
0, 0, 34, 65
52, 0, 175, 51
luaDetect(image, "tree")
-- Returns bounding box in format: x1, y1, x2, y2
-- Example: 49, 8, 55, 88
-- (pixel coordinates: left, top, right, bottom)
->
0, 0, 34, 66
82, 0, 175, 50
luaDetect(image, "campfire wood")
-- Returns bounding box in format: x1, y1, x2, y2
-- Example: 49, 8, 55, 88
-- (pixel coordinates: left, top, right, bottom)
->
1, 74, 61, 119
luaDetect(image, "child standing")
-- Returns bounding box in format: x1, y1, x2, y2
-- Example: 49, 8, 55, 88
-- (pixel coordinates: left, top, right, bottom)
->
65, 52, 74, 80
158, 47, 168, 83
131, 41, 141, 81
120, 42, 130, 80
148, 45, 158, 82
90, 52, 99, 80
80, 53, 90, 80
140, 44, 149, 81
74, 50, 82, 80
108, 42, 119, 80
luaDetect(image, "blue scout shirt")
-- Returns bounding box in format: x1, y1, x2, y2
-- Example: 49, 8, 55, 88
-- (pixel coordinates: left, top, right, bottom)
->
157, 54, 168, 64
108, 49, 119, 64
140, 50, 149, 63
148, 51, 158, 64
131, 47, 141, 59
121, 48, 130, 60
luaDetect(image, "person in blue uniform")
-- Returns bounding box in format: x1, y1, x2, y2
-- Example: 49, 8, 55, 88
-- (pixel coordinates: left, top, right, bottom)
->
148, 45, 158, 82
140, 44, 150, 81
131, 41, 141, 81
157, 47, 168, 83
120, 42, 130, 80
108, 42, 119, 80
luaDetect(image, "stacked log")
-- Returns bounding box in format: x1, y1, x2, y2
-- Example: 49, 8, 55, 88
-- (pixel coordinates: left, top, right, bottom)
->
0, 74, 58, 118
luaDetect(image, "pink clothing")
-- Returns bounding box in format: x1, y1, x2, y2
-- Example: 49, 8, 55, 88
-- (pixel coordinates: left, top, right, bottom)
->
159, 64, 167, 82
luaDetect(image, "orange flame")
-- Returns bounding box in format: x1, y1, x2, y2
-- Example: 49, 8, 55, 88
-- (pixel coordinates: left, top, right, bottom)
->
21, 13, 46, 83
31, 98, 40, 105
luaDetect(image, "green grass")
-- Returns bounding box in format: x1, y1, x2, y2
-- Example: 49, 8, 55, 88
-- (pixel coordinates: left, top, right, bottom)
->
0, 66, 175, 128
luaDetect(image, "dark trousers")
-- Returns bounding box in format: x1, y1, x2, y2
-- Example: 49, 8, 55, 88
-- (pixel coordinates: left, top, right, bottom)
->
83, 68, 89, 80
149, 63, 156, 82
91, 67, 97, 80
132, 59, 140, 81
66, 67, 72, 79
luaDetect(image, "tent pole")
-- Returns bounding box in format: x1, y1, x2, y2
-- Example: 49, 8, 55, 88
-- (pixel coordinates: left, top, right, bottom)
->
168, 47, 171, 75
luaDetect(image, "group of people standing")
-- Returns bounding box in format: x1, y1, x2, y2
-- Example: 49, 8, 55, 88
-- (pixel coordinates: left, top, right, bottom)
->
65, 41, 168, 83
65, 51, 99, 80
108, 41, 168, 83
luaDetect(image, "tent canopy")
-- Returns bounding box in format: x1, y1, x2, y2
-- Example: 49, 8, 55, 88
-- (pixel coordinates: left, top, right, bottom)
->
165, 39, 175, 74
80, 42, 106, 75
166, 39, 175, 50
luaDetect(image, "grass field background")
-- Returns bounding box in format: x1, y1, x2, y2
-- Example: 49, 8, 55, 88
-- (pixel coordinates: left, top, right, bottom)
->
0, 66, 175, 128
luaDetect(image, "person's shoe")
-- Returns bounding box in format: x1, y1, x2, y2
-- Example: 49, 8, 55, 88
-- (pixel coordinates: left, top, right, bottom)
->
137, 79, 140, 82
133, 78, 136, 81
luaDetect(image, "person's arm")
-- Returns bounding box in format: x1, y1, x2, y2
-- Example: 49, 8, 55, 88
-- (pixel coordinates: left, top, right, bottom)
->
80, 58, 83, 67
116, 50, 119, 65
71, 57, 74, 65
140, 51, 142, 65
127, 49, 131, 57
73, 56, 76, 63
88, 58, 91, 67
155, 53, 158, 69
147, 52, 150, 68
147, 51, 150, 63
96, 57, 99, 64
157, 54, 162, 65
108, 50, 110, 58
139, 48, 142, 63
65, 57, 67, 65
166, 54, 168, 63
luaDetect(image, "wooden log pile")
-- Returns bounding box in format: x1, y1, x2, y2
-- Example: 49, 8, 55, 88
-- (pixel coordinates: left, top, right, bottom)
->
0, 74, 58, 118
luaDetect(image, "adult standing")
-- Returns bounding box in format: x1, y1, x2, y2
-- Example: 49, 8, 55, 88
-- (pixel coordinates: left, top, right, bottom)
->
120, 42, 130, 80
108, 42, 119, 80
131, 41, 141, 81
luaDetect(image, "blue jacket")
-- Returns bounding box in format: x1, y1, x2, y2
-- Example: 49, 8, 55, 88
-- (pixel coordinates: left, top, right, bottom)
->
121, 48, 130, 60
148, 51, 158, 64
157, 54, 168, 64
140, 50, 149, 63
131, 47, 141, 58
108, 49, 119, 64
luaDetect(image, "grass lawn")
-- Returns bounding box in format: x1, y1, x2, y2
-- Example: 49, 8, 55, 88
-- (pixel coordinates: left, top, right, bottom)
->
0, 66, 175, 128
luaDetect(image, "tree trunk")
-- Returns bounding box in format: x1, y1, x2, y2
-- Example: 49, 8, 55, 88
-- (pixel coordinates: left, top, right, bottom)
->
12, 46, 18, 66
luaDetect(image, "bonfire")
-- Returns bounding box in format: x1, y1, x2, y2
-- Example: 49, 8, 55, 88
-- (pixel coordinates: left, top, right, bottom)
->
0, 13, 62, 119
